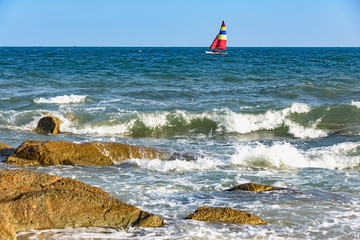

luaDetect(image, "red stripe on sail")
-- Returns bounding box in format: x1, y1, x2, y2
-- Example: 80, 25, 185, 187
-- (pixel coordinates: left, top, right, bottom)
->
210, 35, 218, 50
216, 39, 226, 50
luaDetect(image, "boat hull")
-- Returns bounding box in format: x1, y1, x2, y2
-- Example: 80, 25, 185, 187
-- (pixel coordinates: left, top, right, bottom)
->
205, 51, 228, 55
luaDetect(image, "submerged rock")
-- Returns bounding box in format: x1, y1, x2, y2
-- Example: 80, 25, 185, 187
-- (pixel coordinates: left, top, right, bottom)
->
34, 115, 63, 134
0, 142, 14, 157
185, 206, 267, 225
225, 182, 278, 192
0, 169, 164, 234
5, 140, 169, 166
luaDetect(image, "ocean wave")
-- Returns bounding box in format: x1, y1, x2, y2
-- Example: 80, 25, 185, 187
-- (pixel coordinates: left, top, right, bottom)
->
350, 101, 360, 109
1, 102, 359, 140
231, 141, 360, 170
118, 140, 360, 172
34, 94, 88, 105
62, 103, 326, 139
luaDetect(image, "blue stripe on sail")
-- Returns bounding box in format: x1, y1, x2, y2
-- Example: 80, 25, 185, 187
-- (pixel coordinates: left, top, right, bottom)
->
219, 30, 227, 35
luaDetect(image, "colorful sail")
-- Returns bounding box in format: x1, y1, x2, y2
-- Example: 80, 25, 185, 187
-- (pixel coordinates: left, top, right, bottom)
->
216, 21, 227, 50
206, 21, 228, 55
209, 35, 219, 50
208, 21, 227, 51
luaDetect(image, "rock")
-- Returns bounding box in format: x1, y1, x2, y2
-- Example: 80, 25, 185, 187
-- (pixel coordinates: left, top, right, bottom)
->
0, 169, 164, 233
170, 151, 197, 161
185, 206, 267, 225
0, 142, 14, 157
0, 218, 16, 240
34, 115, 63, 134
5, 140, 169, 166
225, 182, 277, 192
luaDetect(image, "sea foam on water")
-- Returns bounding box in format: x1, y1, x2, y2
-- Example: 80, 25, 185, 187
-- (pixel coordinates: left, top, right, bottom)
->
34, 94, 87, 105
231, 141, 360, 170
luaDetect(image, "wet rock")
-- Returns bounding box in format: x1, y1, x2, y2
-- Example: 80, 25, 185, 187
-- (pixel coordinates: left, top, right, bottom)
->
0, 218, 16, 240
5, 140, 169, 166
185, 206, 267, 225
0, 142, 14, 157
225, 182, 277, 192
34, 115, 63, 134
0, 169, 164, 233
170, 151, 197, 161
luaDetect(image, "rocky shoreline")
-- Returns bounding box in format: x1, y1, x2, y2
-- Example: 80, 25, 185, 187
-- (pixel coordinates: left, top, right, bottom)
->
0, 139, 276, 239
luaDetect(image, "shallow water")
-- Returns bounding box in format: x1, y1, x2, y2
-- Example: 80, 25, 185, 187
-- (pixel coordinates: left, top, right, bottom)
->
1, 47, 360, 239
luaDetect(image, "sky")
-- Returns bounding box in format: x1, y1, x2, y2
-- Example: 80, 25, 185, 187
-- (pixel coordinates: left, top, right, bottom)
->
0, 0, 359, 47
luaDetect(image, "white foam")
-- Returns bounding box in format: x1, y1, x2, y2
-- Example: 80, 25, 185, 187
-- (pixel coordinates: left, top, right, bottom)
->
34, 94, 87, 105
285, 118, 327, 139
139, 112, 169, 129
62, 120, 136, 136
128, 157, 225, 172
231, 142, 308, 168
350, 101, 360, 109
214, 103, 325, 139
231, 141, 360, 170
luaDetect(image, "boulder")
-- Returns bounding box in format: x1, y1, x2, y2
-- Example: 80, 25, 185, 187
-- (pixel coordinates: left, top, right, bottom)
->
225, 182, 277, 192
185, 206, 267, 225
0, 142, 14, 157
0, 169, 164, 234
5, 140, 169, 166
34, 115, 63, 134
0, 218, 16, 240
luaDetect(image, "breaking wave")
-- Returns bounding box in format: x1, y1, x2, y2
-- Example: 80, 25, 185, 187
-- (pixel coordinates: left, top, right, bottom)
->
34, 95, 88, 105
122, 140, 360, 172
350, 101, 360, 109
59, 102, 350, 139
1, 102, 359, 140
231, 141, 360, 170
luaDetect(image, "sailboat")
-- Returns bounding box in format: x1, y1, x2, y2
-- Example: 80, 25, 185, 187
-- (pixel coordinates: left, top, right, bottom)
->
205, 21, 227, 55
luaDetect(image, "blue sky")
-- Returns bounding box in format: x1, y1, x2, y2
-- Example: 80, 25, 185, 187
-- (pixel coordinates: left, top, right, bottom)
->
0, 0, 359, 47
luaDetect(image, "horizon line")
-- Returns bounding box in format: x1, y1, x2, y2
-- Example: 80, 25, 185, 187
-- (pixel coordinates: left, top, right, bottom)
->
0, 46, 359, 48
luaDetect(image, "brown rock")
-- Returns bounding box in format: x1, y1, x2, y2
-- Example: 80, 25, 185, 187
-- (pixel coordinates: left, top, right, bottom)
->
225, 182, 276, 192
0, 142, 14, 157
34, 115, 63, 134
0, 218, 16, 240
185, 206, 267, 225
0, 169, 164, 233
5, 140, 169, 166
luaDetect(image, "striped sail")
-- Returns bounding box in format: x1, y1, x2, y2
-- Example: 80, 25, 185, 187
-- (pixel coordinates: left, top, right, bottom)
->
209, 21, 227, 51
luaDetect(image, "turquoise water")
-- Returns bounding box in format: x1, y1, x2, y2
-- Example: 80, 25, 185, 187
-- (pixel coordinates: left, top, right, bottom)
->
1, 47, 360, 239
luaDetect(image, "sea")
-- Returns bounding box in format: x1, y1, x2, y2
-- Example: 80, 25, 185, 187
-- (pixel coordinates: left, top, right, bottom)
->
0, 47, 359, 239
